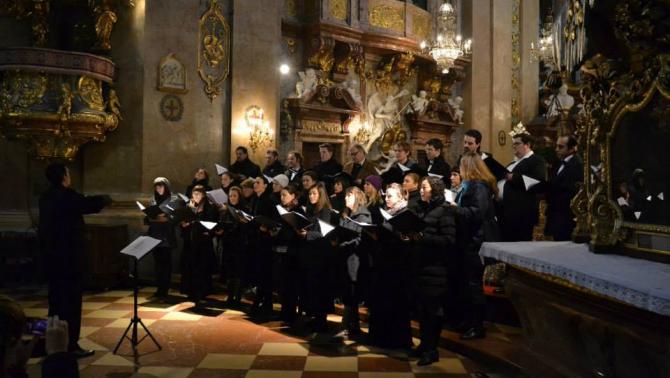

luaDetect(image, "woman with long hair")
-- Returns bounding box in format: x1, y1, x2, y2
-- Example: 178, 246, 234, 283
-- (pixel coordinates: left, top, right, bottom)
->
452, 151, 499, 340
363, 175, 384, 224
146, 177, 177, 299
298, 183, 335, 332
403, 172, 422, 212
337, 186, 372, 336
408, 176, 456, 366
180, 185, 218, 306
219, 171, 238, 195
368, 183, 412, 348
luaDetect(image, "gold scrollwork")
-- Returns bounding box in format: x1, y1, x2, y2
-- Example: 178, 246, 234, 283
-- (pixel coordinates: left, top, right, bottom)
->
285, 0, 297, 18
308, 37, 335, 74
198, 0, 231, 102
77, 76, 105, 111
330, 0, 347, 21
302, 119, 340, 133
369, 2, 404, 33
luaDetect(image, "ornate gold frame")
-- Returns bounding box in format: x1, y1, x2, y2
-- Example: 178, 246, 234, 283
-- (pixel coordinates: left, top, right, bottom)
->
575, 53, 670, 261
197, 0, 230, 102
157, 53, 188, 94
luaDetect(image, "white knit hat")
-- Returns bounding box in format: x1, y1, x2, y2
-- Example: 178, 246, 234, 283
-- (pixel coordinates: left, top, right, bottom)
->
153, 177, 171, 189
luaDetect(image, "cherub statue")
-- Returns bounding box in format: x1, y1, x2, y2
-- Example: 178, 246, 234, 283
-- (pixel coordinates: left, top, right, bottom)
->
296, 68, 317, 98
448, 96, 464, 124
406, 90, 429, 115
58, 84, 74, 118
107, 89, 122, 120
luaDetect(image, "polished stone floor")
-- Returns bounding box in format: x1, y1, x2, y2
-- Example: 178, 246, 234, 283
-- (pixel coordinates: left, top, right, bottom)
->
4, 285, 518, 378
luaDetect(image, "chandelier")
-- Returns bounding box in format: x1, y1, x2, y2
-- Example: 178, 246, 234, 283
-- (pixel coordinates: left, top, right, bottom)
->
530, 10, 556, 66
244, 105, 273, 152
421, 1, 471, 74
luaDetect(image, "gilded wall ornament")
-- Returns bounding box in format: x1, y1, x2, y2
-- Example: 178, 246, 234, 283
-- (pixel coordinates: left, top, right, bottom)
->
285, 0, 298, 18
77, 76, 105, 111
31, 0, 49, 47
160, 94, 183, 122
307, 37, 335, 74
411, 10, 431, 41
329, 0, 347, 21
57, 83, 74, 119
93, 5, 117, 51
369, 0, 405, 33
510, 0, 521, 125
157, 53, 187, 93
198, 0, 230, 102
302, 119, 340, 133
0, 71, 48, 109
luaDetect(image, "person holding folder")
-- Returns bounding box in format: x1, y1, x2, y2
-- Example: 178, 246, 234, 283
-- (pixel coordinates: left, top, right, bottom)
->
274, 184, 305, 325
408, 176, 456, 366
451, 152, 500, 340
381, 141, 422, 186
367, 183, 413, 349
216, 186, 247, 305
422, 138, 451, 188
337, 187, 373, 336
499, 132, 547, 241
146, 177, 177, 299
403, 172, 422, 213
39, 163, 112, 358
297, 183, 336, 332
180, 185, 218, 306
363, 175, 385, 224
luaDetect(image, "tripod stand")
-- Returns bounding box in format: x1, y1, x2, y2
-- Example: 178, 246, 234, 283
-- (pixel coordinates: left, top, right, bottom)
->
113, 256, 162, 354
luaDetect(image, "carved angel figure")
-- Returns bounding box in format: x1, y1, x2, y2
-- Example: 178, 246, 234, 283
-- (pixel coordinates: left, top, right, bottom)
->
448, 96, 464, 124
94, 6, 117, 51
204, 34, 226, 68
107, 89, 122, 120
366, 89, 409, 153
545, 84, 575, 117
342, 79, 362, 106
295, 68, 317, 98
406, 90, 429, 115
58, 84, 74, 118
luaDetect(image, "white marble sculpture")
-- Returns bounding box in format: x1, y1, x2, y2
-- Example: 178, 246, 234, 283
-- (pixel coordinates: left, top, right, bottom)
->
406, 90, 429, 115
296, 68, 317, 98
342, 79, 362, 106
448, 95, 464, 124
545, 84, 575, 117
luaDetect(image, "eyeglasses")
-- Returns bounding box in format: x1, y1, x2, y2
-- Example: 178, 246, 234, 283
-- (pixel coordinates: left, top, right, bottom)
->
512, 142, 523, 146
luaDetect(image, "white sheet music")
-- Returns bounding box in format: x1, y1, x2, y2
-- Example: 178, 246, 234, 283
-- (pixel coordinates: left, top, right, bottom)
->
497, 180, 506, 200
178, 193, 189, 203
276, 204, 288, 215
120, 236, 162, 259
206, 188, 228, 205
397, 163, 411, 172
136, 201, 146, 210
199, 221, 218, 230
215, 163, 228, 175
522, 175, 540, 190
318, 219, 336, 236
444, 189, 455, 204
428, 173, 444, 179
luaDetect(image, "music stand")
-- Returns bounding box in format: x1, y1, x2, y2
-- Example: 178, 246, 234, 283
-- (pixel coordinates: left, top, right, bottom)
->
113, 236, 163, 354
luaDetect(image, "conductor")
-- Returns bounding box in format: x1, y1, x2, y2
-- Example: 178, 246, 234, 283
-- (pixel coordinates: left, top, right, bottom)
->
38, 163, 112, 358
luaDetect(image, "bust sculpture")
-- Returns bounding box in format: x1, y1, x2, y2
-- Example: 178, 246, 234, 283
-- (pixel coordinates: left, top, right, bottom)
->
545, 84, 575, 117
448, 96, 464, 124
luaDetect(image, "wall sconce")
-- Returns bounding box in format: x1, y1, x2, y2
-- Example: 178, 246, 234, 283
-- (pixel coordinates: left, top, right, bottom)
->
244, 105, 273, 152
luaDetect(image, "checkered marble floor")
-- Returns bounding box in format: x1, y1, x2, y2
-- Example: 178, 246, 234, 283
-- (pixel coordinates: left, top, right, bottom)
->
3, 285, 517, 378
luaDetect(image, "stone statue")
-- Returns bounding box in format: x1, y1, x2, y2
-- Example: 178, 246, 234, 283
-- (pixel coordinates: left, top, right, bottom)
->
107, 89, 122, 120
406, 90, 429, 115
296, 68, 317, 98
545, 84, 575, 117
448, 96, 464, 124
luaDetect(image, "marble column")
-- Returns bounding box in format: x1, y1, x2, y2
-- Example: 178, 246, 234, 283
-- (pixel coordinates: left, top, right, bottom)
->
520, 0, 539, 125
230, 0, 282, 165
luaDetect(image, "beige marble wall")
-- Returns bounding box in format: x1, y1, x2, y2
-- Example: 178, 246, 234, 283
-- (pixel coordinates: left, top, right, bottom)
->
230, 0, 282, 166
520, 0, 540, 124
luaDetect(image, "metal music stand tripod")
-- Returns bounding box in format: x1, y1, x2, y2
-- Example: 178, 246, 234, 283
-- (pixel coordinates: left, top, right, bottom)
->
114, 236, 162, 354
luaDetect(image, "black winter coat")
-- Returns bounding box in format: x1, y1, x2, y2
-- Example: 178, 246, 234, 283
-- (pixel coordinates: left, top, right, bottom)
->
412, 198, 456, 297
453, 180, 499, 254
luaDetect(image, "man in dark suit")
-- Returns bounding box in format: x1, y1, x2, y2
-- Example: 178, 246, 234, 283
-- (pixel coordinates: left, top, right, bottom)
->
343, 144, 377, 187
285, 150, 305, 185
499, 133, 547, 241
457, 129, 507, 180
39, 163, 112, 358
312, 143, 342, 192
381, 141, 424, 186
262, 148, 286, 177
545, 135, 583, 241
230, 146, 262, 180
423, 138, 451, 187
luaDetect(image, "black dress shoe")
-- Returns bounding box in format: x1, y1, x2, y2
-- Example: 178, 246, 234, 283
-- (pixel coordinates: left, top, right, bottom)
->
417, 349, 439, 366
460, 326, 486, 340
408, 345, 424, 358
70, 348, 95, 359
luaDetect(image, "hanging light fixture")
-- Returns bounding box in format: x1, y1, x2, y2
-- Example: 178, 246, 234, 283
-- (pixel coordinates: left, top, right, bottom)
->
422, 1, 471, 74
530, 9, 556, 66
